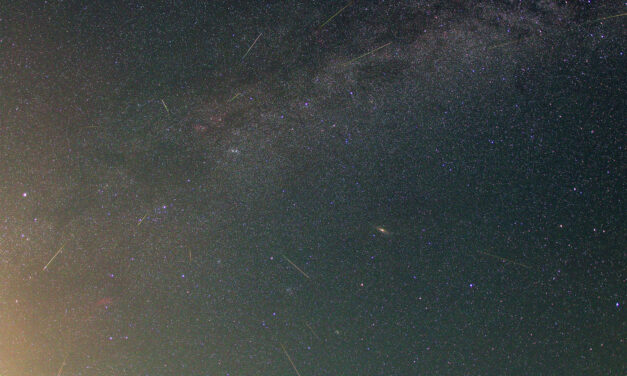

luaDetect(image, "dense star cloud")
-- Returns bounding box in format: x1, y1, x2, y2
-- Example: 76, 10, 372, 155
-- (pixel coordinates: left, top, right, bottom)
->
0, 1, 624, 375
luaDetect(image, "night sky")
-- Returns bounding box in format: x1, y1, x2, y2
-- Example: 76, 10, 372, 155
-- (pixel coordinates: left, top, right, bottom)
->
0, 1, 625, 375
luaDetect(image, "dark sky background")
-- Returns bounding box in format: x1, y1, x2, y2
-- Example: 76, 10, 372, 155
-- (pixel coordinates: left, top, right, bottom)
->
0, 1, 625, 375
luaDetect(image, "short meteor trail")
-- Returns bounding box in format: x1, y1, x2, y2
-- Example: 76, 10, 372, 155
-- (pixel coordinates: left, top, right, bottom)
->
43, 243, 66, 271
283, 255, 310, 279
280, 343, 303, 376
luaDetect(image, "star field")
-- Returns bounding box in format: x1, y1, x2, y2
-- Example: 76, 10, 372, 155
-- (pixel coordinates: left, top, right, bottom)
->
0, 1, 625, 375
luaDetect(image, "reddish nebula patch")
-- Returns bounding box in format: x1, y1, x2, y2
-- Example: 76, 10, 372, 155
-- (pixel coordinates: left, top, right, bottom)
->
190, 113, 225, 136
82, 297, 114, 322
192, 123, 209, 134
95, 297, 113, 308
